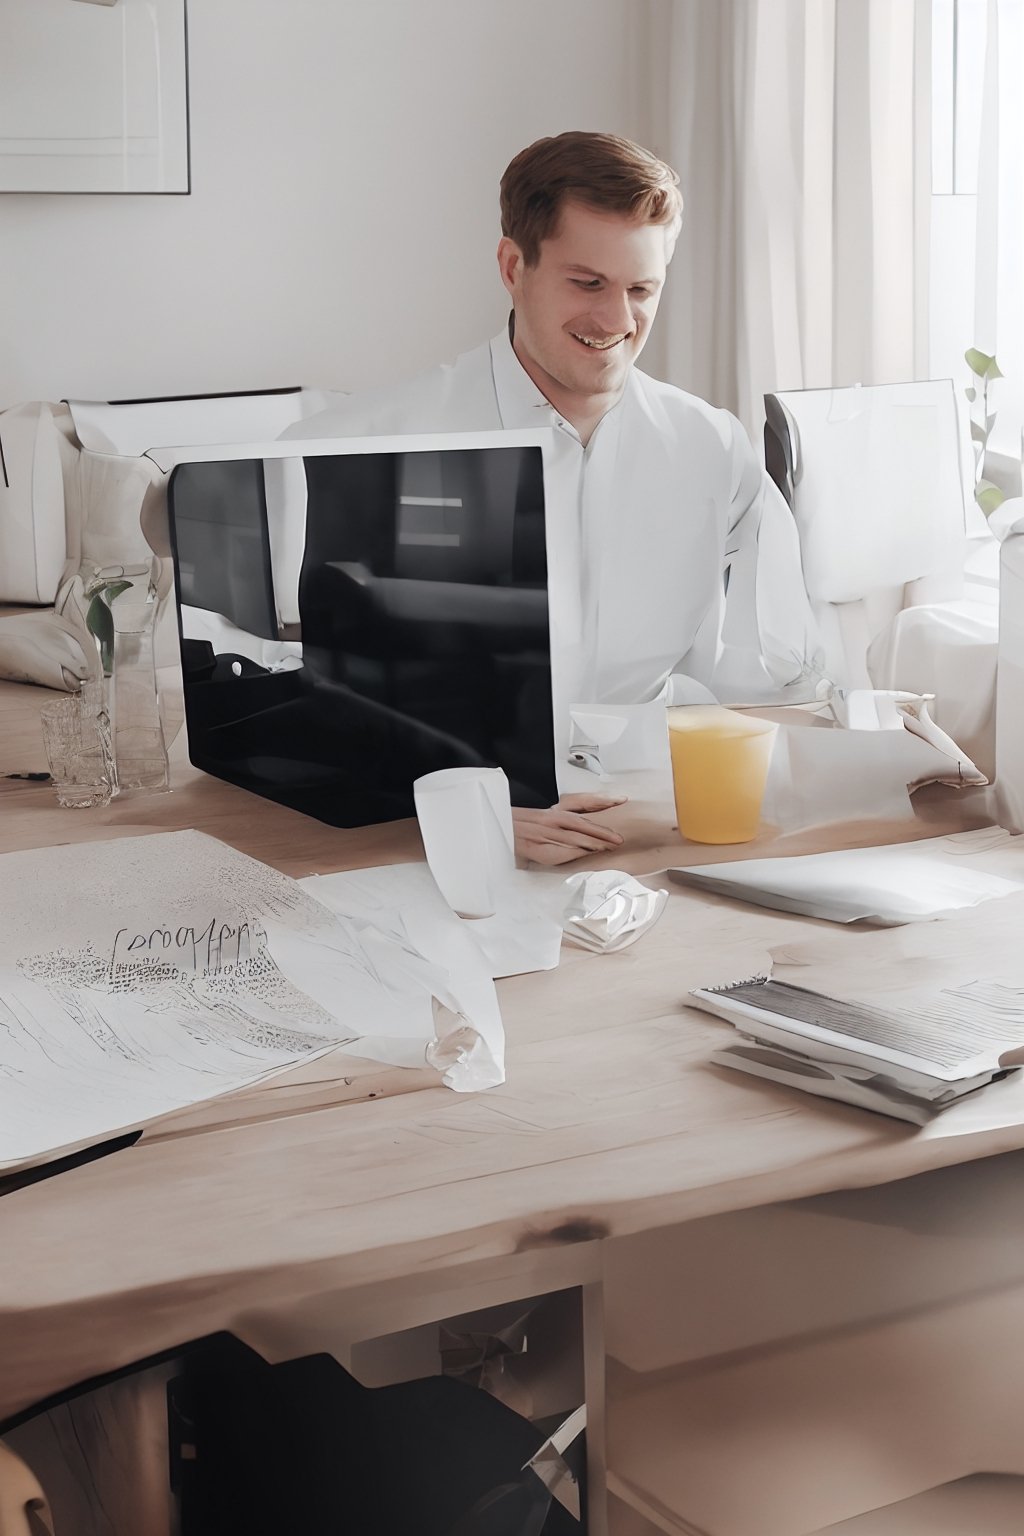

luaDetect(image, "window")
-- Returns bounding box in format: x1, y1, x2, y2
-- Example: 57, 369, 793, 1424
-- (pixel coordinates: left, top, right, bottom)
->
928, 1, 986, 389
929, 0, 1023, 487
931, 0, 988, 195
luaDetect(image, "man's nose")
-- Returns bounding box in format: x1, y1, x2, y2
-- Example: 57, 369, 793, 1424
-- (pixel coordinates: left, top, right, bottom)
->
592, 289, 634, 337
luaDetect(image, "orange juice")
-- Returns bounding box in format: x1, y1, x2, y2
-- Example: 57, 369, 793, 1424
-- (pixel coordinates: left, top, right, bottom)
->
667, 706, 778, 844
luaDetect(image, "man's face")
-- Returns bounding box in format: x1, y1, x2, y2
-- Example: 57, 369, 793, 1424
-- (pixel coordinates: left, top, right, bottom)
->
497, 199, 668, 409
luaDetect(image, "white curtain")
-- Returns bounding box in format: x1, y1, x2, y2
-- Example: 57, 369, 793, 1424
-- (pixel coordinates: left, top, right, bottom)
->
975, 0, 1023, 467
652, 0, 926, 442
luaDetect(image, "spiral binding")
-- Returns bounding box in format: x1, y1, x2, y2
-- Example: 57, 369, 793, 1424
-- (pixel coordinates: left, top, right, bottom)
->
701, 974, 770, 994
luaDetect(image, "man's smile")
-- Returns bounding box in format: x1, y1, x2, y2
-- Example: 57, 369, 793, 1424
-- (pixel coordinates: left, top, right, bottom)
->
569, 331, 630, 350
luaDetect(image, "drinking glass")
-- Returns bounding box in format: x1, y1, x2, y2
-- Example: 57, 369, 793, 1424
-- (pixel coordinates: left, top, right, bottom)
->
666, 705, 778, 844
39, 689, 114, 809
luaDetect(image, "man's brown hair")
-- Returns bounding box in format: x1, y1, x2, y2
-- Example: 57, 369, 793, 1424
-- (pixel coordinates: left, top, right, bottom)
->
499, 131, 683, 267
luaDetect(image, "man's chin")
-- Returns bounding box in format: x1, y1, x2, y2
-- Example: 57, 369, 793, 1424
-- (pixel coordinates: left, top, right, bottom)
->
568, 359, 629, 395
566, 338, 631, 371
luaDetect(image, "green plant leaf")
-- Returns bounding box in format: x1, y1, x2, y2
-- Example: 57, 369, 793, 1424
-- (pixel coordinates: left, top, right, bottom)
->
965, 347, 995, 376
964, 386, 977, 402
970, 421, 988, 444
101, 580, 131, 605
85, 593, 114, 677
85, 593, 110, 640
986, 357, 1004, 380
976, 481, 1006, 517
986, 411, 999, 433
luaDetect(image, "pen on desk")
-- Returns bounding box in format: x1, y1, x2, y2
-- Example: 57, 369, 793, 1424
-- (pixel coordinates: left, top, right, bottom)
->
3, 772, 52, 782
0, 1131, 142, 1199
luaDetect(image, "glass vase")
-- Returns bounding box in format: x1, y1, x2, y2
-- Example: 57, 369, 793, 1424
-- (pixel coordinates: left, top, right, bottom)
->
75, 557, 170, 794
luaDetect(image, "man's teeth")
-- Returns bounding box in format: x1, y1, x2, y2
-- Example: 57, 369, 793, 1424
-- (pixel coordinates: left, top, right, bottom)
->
571, 333, 626, 349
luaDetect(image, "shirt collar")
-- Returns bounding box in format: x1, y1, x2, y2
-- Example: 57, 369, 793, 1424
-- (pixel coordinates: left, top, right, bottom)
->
488, 319, 635, 439
489, 322, 556, 430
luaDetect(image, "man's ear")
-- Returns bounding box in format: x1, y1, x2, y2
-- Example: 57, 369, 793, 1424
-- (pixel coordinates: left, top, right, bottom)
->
496, 236, 524, 298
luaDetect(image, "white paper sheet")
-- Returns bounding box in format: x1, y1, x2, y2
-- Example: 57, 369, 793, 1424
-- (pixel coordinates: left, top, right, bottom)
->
298, 862, 507, 1077
671, 828, 1024, 925
0, 831, 501, 1173
302, 860, 561, 986
469, 874, 565, 978
760, 711, 987, 833
828, 689, 986, 786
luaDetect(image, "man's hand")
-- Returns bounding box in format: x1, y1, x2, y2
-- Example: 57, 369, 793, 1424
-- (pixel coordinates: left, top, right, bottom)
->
512, 792, 628, 867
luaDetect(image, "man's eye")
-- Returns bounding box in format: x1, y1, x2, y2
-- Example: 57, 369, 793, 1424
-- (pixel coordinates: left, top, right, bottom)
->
630, 287, 653, 298
572, 279, 601, 289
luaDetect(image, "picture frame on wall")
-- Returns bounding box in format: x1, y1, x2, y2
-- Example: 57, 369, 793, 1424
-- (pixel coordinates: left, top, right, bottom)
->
0, 0, 190, 194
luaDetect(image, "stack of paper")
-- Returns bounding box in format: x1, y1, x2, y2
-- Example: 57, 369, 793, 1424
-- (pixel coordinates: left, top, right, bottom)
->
690, 974, 1024, 1125
0, 830, 507, 1177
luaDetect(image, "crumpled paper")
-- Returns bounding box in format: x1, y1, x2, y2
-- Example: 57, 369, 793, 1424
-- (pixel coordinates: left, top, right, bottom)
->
561, 869, 668, 953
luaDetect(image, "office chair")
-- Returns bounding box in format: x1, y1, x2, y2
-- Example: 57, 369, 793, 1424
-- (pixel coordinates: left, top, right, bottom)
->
764, 379, 968, 690
176, 1333, 581, 1536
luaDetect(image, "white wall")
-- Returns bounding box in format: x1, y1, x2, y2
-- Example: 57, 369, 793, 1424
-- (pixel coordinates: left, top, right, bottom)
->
1, 0, 653, 408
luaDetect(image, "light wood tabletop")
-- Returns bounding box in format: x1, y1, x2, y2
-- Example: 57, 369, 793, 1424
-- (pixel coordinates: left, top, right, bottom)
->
0, 672, 1019, 1432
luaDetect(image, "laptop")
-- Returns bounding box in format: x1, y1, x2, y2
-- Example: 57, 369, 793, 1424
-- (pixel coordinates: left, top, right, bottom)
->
160, 431, 560, 827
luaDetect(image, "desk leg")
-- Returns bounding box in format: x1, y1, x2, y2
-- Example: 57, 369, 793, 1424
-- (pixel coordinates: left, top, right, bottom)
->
584, 1279, 608, 1536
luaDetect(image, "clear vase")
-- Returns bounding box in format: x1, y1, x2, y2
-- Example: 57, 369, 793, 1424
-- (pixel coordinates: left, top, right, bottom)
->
69, 557, 170, 794
110, 576, 170, 793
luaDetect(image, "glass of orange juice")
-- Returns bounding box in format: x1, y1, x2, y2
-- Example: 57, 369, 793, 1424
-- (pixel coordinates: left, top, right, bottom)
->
666, 705, 778, 844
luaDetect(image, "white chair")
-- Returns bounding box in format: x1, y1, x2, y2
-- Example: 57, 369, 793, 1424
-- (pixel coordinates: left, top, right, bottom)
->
0, 403, 70, 607
994, 525, 1024, 831
872, 497, 1024, 787
764, 379, 968, 690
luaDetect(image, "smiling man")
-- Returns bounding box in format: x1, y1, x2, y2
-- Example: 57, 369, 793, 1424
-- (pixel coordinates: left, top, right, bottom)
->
495, 154, 667, 450
285, 132, 822, 863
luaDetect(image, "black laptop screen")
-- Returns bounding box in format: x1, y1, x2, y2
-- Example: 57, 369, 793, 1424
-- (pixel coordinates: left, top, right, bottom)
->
166, 443, 557, 827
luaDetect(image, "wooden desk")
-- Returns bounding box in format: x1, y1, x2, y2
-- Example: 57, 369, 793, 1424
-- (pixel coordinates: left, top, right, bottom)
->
3, 677, 1023, 1536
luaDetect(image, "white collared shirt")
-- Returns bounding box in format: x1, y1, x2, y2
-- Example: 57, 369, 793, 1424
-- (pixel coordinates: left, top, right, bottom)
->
284, 328, 824, 707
